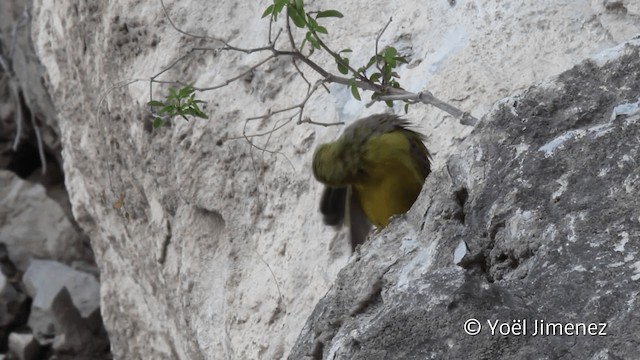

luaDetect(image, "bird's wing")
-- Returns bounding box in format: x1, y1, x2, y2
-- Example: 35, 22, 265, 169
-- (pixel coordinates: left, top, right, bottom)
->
348, 187, 372, 252
319, 186, 347, 227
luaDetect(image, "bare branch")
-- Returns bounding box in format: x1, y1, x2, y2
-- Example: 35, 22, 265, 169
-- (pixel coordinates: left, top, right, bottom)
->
298, 117, 344, 127
196, 55, 276, 91
238, 113, 296, 171
310, 29, 364, 80
285, 9, 298, 51
292, 59, 311, 90
374, 17, 393, 75
160, 0, 227, 44
376, 91, 479, 125
146, 0, 477, 138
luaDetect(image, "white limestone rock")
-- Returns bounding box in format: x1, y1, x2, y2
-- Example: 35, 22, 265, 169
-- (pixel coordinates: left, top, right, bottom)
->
23, 259, 102, 348
0, 170, 90, 271
8, 333, 42, 360
27, 0, 640, 358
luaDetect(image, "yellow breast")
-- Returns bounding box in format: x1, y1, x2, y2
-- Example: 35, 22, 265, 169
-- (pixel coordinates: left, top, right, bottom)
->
352, 131, 426, 227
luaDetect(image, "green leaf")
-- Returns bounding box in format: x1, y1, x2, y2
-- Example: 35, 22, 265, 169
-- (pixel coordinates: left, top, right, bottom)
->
181, 108, 198, 117
274, 0, 286, 14
160, 105, 176, 114
384, 47, 397, 60
178, 86, 194, 98
315, 25, 328, 34
339, 48, 352, 53
147, 100, 165, 107
288, 8, 306, 27
307, 16, 318, 29
366, 55, 381, 69
305, 32, 320, 49
167, 88, 178, 101
385, 100, 393, 107
396, 56, 409, 64
383, 48, 398, 68
316, 10, 344, 18
335, 56, 349, 75
350, 83, 361, 101
369, 73, 381, 83
295, 0, 303, 11
194, 110, 208, 119
386, 57, 397, 68
262, 4, 274, 18
404, 103, 409, 114
153, 118, 165, 128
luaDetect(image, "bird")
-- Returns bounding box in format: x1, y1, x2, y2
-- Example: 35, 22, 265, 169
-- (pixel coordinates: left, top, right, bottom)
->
312, 113, 431, 251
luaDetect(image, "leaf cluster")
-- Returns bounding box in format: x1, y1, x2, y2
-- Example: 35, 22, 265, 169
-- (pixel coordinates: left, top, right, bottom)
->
147, 86, 208, 128
263, 0, 343, 54
355, 46, 408, 107
263, 0, 408, 109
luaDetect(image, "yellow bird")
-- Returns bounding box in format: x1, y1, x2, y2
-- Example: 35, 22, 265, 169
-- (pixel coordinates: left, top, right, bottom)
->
312, 113, 431, 251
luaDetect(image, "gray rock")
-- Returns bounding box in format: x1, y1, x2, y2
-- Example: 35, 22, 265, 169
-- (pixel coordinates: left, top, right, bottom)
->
23, 259, 104, 350
289, 40, 640, 359
8, 333, 42, 360
0, 170, 91, 272
0, 271, 27, 327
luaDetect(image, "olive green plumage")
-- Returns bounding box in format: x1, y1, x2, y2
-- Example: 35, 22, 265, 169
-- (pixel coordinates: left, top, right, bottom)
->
312, 113, 431, 251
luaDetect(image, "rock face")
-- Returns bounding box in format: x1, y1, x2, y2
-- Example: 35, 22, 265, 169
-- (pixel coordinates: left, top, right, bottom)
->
0, 171, 91, 271
23, 259, 105, 352
23, 0, 640, 359
1, 2, 109, 358
290, 40, 640, 359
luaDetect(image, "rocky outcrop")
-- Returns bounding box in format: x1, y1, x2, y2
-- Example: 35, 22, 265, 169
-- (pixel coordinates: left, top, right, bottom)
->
0, 171, 91, 271
18, 0, 640, 358
1, 1, 109, 358
0, 171, 109, 359
23, 260, 106, 353
290, 39, 640, 359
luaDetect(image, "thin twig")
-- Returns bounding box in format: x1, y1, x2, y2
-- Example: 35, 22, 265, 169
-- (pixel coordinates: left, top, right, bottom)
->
298, 118, 344, 127
285, 9, 298, 51
160, 0, 227, 43
22, 90, 47, 174
374, 17, 393, 75
292, 58, 312, 90
239, 114, 296, 171
311, 29, 364, 80
376, 91, 478, 125
267, 8, 274, 45
253, 248, 283, 304
187, 55, 276, 91
241, 79, 325, 126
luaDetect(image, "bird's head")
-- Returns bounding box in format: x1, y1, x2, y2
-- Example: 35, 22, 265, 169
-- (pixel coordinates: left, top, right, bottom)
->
312, 141, 359, 186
